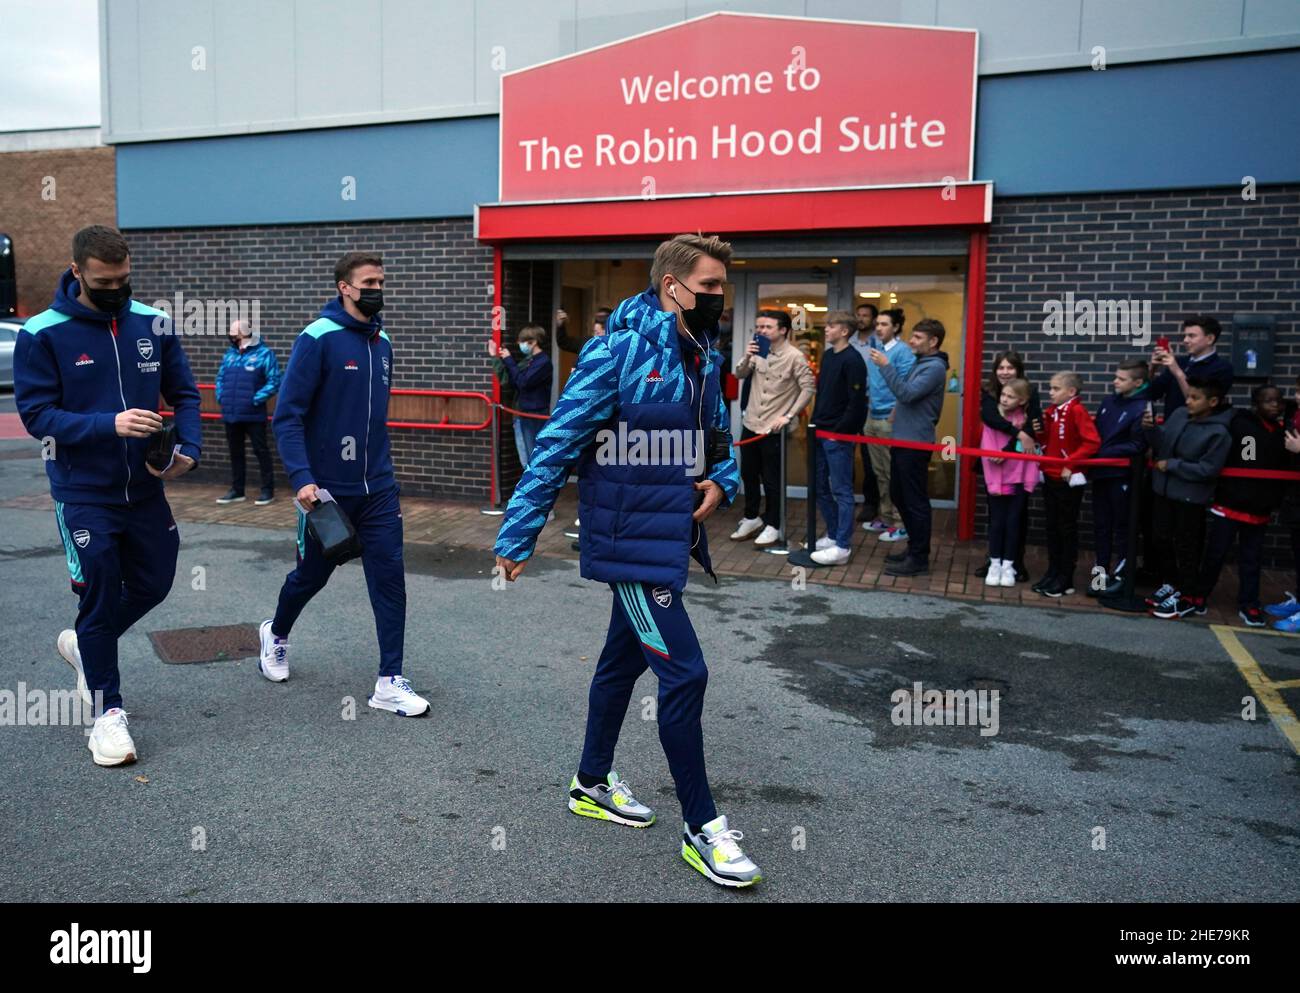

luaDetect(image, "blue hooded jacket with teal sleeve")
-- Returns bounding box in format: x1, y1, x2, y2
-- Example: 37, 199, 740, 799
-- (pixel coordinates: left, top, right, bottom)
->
14, 268, 202, 506
216, 340, 281, 422
272, 298, 395, 497
494, 287, 739, 592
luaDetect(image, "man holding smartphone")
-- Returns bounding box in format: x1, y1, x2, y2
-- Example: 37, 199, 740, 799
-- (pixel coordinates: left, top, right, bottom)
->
14, 225, 201, 766
1149, 316, 1234, 419
730, 309, 814, 546
260, 252, 428, 717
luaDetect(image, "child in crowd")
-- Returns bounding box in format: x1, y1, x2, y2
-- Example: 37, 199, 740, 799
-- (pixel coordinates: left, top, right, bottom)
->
1034, 372, 1100, 598
1267, 375, 1300, 630
1195, 385, 1285, 627
980, 378, 1040, 587
1143, 378, 1233, 619
1088, 359, 1150, 595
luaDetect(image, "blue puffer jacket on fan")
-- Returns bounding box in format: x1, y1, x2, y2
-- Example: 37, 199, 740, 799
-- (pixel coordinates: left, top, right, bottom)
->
216, 340, 280, 423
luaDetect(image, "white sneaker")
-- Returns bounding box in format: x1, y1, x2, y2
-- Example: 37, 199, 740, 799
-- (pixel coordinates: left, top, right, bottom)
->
258, 619, 289, 682
729, 517, 764, 541
682, 815, 763, 888
810, 545, 851, 565
753, 525, 780, 546
368, 675, 430, 717
814, 535, 837, 550
57, 629, 92, 709
984, 558, 1003, 586
88, 708, 137, 767
999, 560, 1017, 587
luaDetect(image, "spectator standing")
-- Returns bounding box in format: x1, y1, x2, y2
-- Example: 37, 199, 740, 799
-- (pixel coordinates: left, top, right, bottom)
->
869, 318, 950, 577
810, 311, 867, 565
215, 318, 281, 505
731, 309, 814, 547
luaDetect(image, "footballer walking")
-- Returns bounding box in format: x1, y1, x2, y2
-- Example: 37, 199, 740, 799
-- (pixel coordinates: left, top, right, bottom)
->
259, 252, 428, 716
494, 234, 763, 888
14, 226, 202, 766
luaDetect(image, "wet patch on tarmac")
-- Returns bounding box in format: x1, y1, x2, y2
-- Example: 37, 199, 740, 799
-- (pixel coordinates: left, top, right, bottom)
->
722, 607, 1254, 773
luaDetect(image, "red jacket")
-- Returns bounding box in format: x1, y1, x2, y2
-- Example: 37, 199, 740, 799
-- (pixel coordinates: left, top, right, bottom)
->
1036, 395, 1101, 478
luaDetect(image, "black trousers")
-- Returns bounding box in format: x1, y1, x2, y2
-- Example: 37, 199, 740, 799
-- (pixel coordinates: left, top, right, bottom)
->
1091, 477, 1130, 573
1151, 493, 1208, 595
860, 440, 879, 516
1197, 513, 1265, 607
1042, 482, 1085, 582
740, 428, 783, 528
889, 447, 931, 561
225, 420, 274, 493
988, 488, 1028, 561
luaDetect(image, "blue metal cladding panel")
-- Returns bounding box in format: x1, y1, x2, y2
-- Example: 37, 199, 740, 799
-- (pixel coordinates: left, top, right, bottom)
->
116, 50, 1300, 228
976, 49, 1300, 195
116, 116, 500, 228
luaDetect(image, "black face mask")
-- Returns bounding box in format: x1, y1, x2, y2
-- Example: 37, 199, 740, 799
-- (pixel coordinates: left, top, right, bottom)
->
82, 278, 132, 313
670, 281, 724, 336
348, 285, 384, 317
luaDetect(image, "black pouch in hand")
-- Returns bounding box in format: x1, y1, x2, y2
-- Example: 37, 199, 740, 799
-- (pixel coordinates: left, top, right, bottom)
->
705, 427, 733, 471
304, 497, 363, 565
145, 424, 177, 473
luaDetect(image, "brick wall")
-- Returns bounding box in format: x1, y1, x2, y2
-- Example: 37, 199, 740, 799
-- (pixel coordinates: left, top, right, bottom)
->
979, 183, 1300, 566
122, 219, 496, 501
0, 146, 116, 316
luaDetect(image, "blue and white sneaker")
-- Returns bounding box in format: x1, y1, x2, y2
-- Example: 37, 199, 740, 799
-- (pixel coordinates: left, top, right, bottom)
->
877, 526, 909, 543
258, 619, 289, 682
368, 675, 430, 716
1273, 612, 1300, 634
682, 814, 763, 888
1265, 593, 1300, 618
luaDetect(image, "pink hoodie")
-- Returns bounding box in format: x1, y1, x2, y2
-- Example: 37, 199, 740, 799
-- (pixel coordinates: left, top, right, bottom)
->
980, 406, 1040, 495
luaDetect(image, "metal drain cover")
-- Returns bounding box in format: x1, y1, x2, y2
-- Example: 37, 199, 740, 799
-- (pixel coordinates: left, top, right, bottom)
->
149, 624, 261, 665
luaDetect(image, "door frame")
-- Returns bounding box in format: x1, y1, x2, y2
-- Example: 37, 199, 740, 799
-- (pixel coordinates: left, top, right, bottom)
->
730, 266, 847, 500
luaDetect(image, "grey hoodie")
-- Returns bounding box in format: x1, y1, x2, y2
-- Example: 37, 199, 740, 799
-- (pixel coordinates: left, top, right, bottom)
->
1144, 403, 1233, 505
877, 350, 950, 443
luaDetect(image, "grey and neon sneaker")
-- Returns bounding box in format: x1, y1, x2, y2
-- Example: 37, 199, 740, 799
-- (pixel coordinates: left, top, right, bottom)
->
567, 772, 655, 828
682, 815, 763, 888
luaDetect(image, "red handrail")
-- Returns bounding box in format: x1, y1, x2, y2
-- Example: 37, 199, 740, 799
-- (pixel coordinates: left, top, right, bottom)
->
161, 383, 494, 431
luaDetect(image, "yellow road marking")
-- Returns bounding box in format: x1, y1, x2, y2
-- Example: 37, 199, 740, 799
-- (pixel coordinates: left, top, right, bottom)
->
1210, 624, 1300, 756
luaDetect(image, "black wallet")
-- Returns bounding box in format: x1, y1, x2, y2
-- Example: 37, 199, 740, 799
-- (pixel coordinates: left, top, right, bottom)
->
145, 424, 177, 472
302, 495, 363, 564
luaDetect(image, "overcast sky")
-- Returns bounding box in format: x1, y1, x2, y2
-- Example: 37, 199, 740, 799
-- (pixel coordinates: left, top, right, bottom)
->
0, 0, 100, 131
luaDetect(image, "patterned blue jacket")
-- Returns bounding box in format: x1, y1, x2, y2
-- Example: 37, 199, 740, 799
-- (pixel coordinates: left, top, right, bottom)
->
495, 287, 739, 591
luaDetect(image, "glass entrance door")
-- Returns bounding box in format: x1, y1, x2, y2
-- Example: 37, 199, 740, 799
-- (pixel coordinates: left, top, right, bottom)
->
731, 272, 830, 488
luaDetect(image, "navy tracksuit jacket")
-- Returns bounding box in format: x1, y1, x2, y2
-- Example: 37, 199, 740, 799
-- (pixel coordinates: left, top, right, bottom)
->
14, 268, 203, 712
270, 297, 405, 676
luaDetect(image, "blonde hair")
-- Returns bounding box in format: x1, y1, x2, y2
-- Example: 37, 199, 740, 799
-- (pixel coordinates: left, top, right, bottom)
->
650, 233, 733, 290
1052, 371, 1082, 394
1001, 378, 1031, 404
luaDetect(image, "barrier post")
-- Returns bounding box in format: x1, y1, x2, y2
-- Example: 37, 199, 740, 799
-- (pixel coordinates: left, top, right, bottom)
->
480, 403, 505, 516
787, 421, 825, 568
1099, 452, 1145, 612
764, 426, 791, 556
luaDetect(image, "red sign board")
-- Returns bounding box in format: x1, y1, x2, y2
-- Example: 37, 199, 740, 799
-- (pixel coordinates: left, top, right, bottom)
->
499, 13, 977, 203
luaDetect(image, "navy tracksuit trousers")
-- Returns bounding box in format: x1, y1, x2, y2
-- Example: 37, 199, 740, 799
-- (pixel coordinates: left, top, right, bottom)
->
271, 485, 406, 676
579, 582, 716, 827
54, 491, 180, 712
